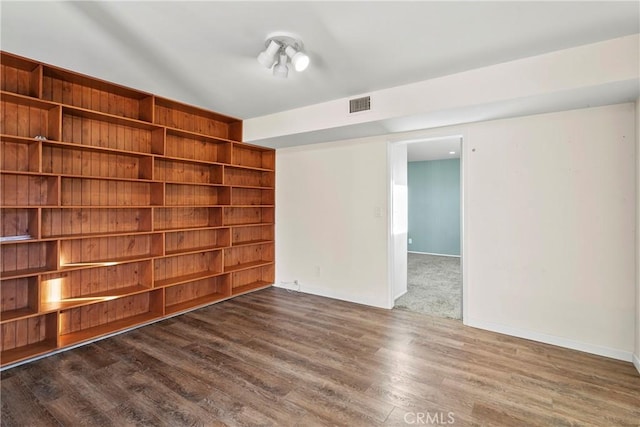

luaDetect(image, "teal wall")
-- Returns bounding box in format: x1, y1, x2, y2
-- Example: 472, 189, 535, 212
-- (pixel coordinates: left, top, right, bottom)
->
408, 159, 460, 256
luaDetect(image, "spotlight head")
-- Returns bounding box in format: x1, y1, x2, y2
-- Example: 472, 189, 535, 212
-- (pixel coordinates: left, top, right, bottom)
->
285, 45, 310, 72
257, 40, 281, 69
273, 54, 289, 78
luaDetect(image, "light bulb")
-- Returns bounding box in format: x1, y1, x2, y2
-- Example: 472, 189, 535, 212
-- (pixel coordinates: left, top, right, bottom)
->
285, 46, 310, 72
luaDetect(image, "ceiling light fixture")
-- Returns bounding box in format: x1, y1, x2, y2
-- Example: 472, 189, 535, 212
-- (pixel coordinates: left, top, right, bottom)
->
257, 32, 309, 78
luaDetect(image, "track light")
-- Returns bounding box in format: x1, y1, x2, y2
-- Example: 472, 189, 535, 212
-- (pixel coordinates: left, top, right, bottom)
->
257, 32, 310, 78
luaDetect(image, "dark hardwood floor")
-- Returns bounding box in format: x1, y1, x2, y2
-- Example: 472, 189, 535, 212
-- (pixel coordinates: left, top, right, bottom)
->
1, 287, 639, 426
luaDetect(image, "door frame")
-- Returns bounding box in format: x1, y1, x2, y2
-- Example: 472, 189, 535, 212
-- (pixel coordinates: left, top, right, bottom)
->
387, 131, 468, 321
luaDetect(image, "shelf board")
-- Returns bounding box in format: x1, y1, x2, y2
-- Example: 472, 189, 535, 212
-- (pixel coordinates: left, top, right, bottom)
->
225, 164, 274, 173
165, 293, 228, 316
43, 229, 153, 241
43, 139, 155, 158
154, 271, 226, 288
232, 281, 272, 296
232, 239, 274, 247
1, 341, 57, 366
224, 260, 273, 273
229, 205, 274, 208
158, 153, 226, 168
224, 221, 274, 227
0, 134, 41, 145
164, 125, 236, 144
0, 90, 59, 110
153, 224, 226, 232
165, 245, 227, 256
0, 170, 57, 178
63, 105, 162, 131
227, 185, 275, 190
58, 173, 155, 184
60, 255, 156, 269
58, 311, 161, 347
0, 307, 38, 324
40, 285, 151, 312
164, 180, 225, 188
1, 267, 55, 280
0, 237, 38, 245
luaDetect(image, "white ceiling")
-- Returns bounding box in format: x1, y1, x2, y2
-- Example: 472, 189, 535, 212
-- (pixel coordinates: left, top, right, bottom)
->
407, 137, 461, 162
1, 1, 638, 121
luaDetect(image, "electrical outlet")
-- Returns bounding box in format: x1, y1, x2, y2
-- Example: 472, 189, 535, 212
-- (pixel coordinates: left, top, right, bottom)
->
408, 238, 412, 244
315, 266, 321, 277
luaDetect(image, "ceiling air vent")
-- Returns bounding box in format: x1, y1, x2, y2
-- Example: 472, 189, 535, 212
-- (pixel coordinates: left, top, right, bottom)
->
349, 96, 370, 113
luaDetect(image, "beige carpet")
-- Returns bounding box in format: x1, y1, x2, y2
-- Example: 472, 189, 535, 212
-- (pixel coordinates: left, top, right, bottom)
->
394, 253, 462, 319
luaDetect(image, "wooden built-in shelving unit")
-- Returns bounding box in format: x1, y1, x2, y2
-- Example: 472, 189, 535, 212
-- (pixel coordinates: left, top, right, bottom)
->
0, 51, 275, 367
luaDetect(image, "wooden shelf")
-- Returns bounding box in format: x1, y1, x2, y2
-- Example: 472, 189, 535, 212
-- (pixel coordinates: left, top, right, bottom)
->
231, 281, 272, 296
1, 135, 40, 173
0, 312, 57, 365
153, 207, 222, 231
1, 341, 57, 366
43, 65, 153, 121
223, 207, 274, 226
1, 53, 41, 98
41, 285, 150, 312
231, 264, 274, 295
231, 143, 275, 170
224, 166, 274, 188
155, 97, 241, 141
154, 250, 223, 287
0, 241, 57, 279
0, 50, 275, 367
1, 173, 59, 207
224, 260, 273, 273
0, 307, 38, 323
0, 208, 39, 242
164, 275, 230, 315
164, 228, 229, 254
1, 276, 38, 322
58, 312, 160, 348
41, 207, 152, 239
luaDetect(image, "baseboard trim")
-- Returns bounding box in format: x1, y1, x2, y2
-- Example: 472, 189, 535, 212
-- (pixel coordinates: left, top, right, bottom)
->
633, 353, 640, 374
274, 283, 392, 309
394, 289, 408, 300
466, 317, 633, 362
408, 251, 460, 258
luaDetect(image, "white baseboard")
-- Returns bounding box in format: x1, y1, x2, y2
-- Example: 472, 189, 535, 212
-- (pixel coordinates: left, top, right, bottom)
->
633, 353, 640, 374
408, 251, 460, 258
394, 289, 408, 300
465, 317, 633, 362
274, 282, 392, 309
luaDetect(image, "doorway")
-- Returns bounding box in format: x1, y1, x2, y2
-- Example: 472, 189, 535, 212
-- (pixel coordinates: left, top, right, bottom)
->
388, 136, 463, 320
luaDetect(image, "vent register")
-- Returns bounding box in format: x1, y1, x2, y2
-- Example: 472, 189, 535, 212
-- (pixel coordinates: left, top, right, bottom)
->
349, 96, 371, 113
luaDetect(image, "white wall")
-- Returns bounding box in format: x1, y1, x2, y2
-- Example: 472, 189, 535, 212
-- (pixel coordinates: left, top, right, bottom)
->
276, 103, 637, 361
463, 103, 636, 360
275, 138, 390, 308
